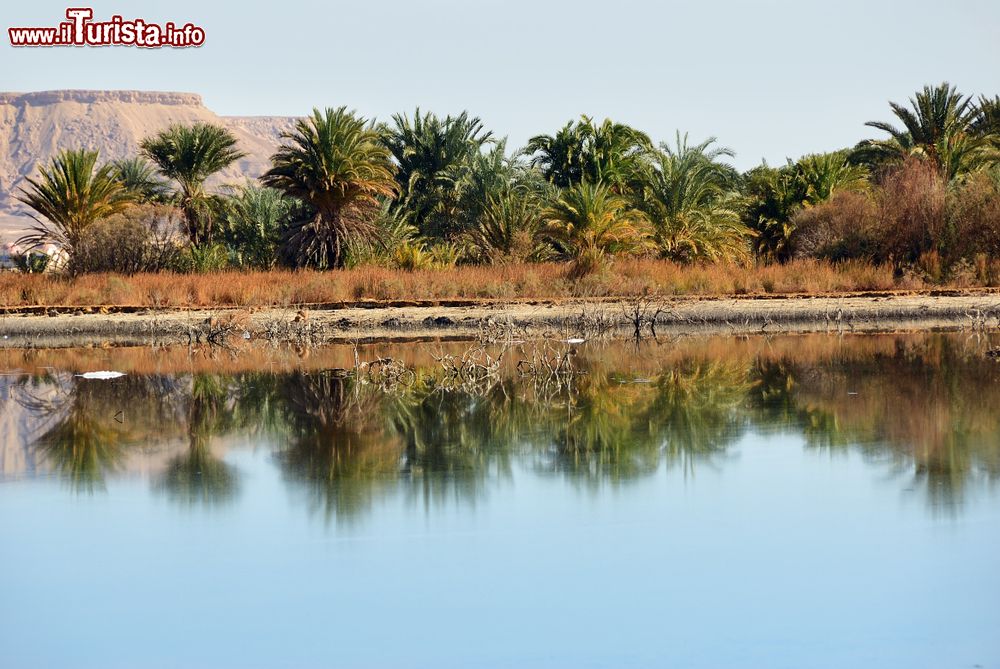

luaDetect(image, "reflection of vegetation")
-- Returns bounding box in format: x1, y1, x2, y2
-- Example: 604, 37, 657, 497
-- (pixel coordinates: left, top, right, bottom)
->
9, 334, 1000, 517
16, 374, 186, 492
643, 361, 750, 470
746, 338, 1000, 512
155, 374, 242, 507
275, 371, 400, 520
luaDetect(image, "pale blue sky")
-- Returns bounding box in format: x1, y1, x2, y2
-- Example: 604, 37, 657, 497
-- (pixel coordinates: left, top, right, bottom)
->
4, 0, 999, 169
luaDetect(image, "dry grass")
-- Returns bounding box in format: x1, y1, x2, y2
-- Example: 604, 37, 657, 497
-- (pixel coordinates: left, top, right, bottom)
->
0, 258, 956, 309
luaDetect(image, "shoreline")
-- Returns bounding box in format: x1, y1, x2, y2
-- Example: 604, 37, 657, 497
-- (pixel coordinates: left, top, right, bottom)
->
2, 291, 999, 347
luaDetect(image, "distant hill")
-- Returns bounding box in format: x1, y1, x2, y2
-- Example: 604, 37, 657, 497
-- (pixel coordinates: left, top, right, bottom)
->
0, 90, 297, 239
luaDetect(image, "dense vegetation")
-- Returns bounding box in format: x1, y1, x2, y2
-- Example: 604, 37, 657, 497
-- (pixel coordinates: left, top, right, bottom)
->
13, 82, 1000, 286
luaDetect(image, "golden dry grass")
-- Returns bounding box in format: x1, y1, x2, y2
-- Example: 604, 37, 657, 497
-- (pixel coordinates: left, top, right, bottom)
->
0, 258, 957, 309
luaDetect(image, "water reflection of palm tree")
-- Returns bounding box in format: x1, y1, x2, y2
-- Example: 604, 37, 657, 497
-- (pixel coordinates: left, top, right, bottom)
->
750, 338, 1000, 512
747, 360, 843, 447
535, 361, 749, 482
387, 375, 516, 507
156, 374, 241, 506
276, 371, 400, 520
642, 361, 750, 472
17, 374, 181, 492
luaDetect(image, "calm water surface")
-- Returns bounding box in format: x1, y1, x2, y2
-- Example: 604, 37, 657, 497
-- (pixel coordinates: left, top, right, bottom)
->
0, 333, 998, 668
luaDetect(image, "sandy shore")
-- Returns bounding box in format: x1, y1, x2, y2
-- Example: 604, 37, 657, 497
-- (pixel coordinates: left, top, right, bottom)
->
2, 292, 999, 347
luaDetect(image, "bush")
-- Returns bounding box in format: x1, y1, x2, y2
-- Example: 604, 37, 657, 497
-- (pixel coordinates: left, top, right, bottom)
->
69, 204, 182, 275
792, 191, 880, 261
13, 252, 51, 274
789, 158, 1000, 283
945, 173, 1000, 263
875, 158, 947, 266
175, 243, 231, 273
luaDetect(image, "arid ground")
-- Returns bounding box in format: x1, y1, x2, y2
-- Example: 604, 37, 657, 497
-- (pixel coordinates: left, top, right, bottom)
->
2, 291, 999, 347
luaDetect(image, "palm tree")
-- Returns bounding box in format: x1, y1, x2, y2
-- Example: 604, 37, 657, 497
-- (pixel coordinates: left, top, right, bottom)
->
638, 134, 750, 263
140, 122, 246, 246
463, 189, 553, 264
16, 148, 131, 252
156, 374, 241, 506
971, 95, 1000, 138
381, 109, 493, 239
219, 182, 292, 269
523, 120, 589, 188
854, 82, 999, 179
588, 117, 654, 189
543, 181, 649, 266
456, 139, 547, 229
109, 156, 169, 203
262, 107, 397, 269
796, 151, 870, 202
524, 116, 652, 192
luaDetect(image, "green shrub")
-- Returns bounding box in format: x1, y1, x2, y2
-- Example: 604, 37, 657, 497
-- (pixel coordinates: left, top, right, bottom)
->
176, 243, 231, 273
13, 252, 51, 274
219, 183, 290, 269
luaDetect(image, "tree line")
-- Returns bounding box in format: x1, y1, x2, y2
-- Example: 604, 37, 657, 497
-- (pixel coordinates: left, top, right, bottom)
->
14, 82, 1000, 279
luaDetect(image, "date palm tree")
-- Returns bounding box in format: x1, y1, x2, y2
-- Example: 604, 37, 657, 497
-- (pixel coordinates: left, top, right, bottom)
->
638, 134, 750, 263
263, 107, 397, 269
796, 151, 870, 202
523, 120, 588, 188
971, 95, 1000, 138
109, 156, 169, 203
543, 181, 650, 267
140, 122, 245, 246
525, 116, 652, 192
381, 109, 493, 239
743, 152, 870, 263
854, 82, 999, 179
463, 189, 553, 264
16, 148, 131, 252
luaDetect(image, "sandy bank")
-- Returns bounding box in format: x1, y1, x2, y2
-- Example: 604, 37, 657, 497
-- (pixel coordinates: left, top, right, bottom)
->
2, 292, 999, 347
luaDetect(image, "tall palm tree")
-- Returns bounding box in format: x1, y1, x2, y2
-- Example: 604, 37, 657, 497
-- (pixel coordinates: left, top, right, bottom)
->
109, 156, 169, 203
854, 82, 999, 179
543, 181, 649, 263
263, 107, 397, 269
456, 139, 547, 229
588, 117, 654, 189
523, 120, 588, 188
525, 116, 652, 192
381, 109, 493, 239
638, 134, 750, 262
16, 148, 131, 251
140, 122, 246, 246
971, 95, 1000, 138
463, 189, 553, 264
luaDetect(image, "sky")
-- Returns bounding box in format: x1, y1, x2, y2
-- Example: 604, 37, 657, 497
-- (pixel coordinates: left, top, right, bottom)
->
3, 0, 999, 170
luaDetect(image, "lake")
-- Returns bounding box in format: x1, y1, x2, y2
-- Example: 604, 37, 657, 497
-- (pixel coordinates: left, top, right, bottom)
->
1, 333, 998, 668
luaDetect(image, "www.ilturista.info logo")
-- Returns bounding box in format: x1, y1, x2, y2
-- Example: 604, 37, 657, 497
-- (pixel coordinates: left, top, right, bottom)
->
8, 8, 205, 48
